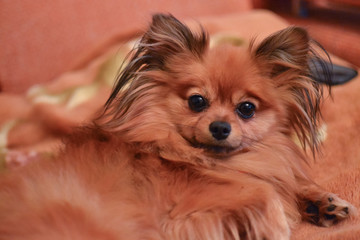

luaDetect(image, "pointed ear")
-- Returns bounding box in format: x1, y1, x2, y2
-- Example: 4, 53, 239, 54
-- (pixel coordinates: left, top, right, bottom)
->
100, 14, 208, 130
139, 13, 208, 70
254, 27, 310, 76
254, 27, 328, 153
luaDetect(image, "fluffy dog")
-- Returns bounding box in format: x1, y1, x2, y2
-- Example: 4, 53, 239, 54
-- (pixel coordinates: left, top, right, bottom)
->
0, 14, 355, 240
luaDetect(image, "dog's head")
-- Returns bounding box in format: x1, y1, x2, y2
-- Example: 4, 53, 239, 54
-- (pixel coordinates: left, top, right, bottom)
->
99, 14, 327, 163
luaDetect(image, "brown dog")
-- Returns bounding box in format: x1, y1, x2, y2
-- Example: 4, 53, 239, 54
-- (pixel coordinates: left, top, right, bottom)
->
0, 14, 355, 240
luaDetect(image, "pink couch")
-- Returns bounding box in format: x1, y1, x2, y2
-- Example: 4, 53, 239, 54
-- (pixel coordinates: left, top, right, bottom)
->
0, 0, 251, 93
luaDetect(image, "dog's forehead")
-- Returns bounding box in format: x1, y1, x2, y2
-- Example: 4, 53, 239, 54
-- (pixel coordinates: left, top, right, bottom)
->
174, 44, 272, 103
200, 45, 265, 101
205, 45, 254, 79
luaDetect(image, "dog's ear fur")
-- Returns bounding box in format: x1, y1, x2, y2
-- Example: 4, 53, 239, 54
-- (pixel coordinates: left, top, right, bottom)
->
104, 14, 208, 109
98, 14, 208, 133
140, 14, 208, 70
253, 27, 328, 153
254, 27, 310, 77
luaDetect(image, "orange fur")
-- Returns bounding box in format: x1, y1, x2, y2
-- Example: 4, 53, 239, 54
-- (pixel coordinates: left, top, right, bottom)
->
0, 14, 355, 240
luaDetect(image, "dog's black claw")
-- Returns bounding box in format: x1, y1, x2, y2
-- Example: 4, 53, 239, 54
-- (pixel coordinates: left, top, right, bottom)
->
324, 214, 336, 220
327, 204, 336, 212
306, 202, 319, 214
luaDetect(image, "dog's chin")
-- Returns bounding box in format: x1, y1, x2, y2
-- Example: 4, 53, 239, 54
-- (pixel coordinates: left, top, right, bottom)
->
185, 137, 243, 157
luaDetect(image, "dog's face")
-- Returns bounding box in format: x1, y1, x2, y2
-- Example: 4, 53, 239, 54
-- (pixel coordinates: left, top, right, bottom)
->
166, 45, 283, 156
101, 14, 324, 161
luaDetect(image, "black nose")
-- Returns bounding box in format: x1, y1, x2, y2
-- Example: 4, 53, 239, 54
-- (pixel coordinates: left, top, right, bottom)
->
209, 121, 231, 140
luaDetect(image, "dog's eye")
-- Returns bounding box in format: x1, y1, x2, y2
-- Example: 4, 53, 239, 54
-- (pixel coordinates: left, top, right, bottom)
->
236, 102, 256, 119
188, 95, 208, 112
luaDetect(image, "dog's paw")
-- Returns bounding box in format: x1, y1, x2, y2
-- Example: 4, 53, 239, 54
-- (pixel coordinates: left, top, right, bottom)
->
303, 193, 356, 227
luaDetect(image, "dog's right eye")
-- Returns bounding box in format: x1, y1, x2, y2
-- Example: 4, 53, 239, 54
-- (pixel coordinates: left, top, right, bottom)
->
188, 95, 208, 112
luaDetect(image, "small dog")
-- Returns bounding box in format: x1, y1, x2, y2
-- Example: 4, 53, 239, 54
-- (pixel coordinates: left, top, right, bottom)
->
0, 14, 355, 240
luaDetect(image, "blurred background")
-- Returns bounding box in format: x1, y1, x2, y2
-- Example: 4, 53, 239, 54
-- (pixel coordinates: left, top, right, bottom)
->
1, 0, 359, 94
254, 0, 360, 69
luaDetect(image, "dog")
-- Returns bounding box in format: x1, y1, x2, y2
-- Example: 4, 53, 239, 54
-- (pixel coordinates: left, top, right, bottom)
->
0, 14, 355, 240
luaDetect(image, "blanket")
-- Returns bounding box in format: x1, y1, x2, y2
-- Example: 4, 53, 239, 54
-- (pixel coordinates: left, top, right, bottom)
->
0, 10, 359, 239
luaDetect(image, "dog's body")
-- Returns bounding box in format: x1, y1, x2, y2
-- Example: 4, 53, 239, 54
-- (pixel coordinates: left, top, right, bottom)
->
0, 14, 355, 240
0, 129, 297, 240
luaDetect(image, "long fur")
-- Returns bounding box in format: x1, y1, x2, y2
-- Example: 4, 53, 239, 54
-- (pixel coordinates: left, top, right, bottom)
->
0, 14, 354, 240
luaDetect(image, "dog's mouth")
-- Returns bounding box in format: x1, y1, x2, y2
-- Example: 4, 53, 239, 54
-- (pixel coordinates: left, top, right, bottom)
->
186, 137, 240, 155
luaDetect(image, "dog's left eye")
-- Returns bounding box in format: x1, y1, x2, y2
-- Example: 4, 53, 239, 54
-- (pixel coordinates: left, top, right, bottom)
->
236, 102, 256, 119
188, 95, 208, 112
